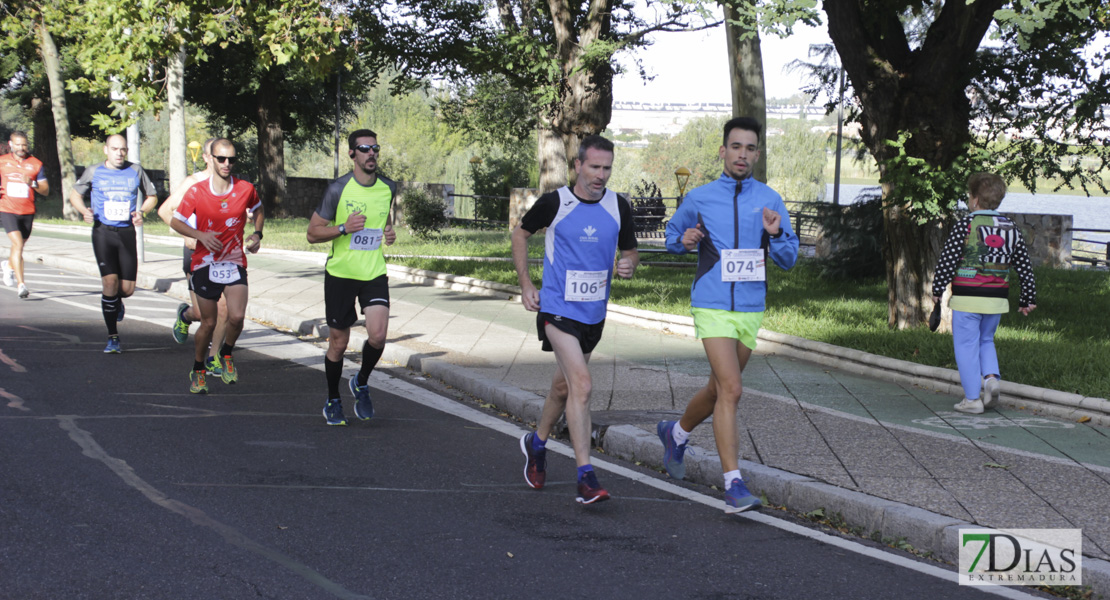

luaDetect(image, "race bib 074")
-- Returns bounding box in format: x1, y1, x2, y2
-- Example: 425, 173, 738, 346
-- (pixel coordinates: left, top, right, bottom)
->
720, 249, 765, 282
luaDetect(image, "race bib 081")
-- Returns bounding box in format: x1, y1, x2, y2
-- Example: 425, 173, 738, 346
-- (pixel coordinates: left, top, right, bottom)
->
349, 228, 383, 251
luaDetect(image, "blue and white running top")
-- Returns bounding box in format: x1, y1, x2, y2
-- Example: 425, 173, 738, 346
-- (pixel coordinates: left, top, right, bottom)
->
520, 186, 636, 324
72, 162, 157, 227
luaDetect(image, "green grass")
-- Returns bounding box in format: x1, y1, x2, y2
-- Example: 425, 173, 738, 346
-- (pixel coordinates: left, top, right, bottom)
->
36, 213, 1109, 399
390, 229, 1109, 400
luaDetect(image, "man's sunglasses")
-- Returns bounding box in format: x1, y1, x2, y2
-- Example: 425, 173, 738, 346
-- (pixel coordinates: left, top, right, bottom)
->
354, 144, 381, 154
213, 155, 238, 164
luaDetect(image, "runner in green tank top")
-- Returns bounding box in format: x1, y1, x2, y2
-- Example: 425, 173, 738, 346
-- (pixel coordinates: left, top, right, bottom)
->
307, 129, 398, 426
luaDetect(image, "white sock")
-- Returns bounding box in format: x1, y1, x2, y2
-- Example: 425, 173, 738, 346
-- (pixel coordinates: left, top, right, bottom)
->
672, 422, 689, 446
724, 470, 742, 488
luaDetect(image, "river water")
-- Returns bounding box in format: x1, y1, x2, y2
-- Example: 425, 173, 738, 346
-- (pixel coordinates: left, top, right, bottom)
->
827, 183, 1110, 245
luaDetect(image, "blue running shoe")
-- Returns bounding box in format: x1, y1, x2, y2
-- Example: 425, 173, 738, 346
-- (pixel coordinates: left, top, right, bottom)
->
724, 478, 762, 514
519, 433, 546, 489
117, 300, 125, 322
350, 378, 374, 421
103, 336, 121, 354
205, 355, 223, 376
576, 470, 610, 505
657, 420, 687, 480
323, 399, 347, 426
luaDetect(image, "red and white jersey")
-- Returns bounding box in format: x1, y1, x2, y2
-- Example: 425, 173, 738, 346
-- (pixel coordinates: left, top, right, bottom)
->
0, 153, 46, 215
174, 176, 262, 271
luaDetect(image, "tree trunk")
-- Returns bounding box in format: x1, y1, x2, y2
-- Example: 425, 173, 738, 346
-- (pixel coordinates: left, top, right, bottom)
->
37, 20, 78, 220
879, 185, 946, 329
256, 72, 285, 215
724, 2, 767, 183
166, 44, 187, 190
542, 0, 614, 193
537, 123, 566, 193
823, 0, 1002, 329
30, 97, 60, 199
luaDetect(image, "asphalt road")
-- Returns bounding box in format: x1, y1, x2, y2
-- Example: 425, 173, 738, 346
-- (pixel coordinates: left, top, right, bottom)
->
0, 264, 1051, 600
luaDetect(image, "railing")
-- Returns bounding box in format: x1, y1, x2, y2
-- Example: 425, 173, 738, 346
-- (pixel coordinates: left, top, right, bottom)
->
448, 193, 509, 227
1070, 228, 1110, 268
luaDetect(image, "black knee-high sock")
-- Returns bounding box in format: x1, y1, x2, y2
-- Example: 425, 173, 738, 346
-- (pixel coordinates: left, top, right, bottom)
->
358, 341, 384, 386
325, 357, 343, 400
101, 294, 119, 335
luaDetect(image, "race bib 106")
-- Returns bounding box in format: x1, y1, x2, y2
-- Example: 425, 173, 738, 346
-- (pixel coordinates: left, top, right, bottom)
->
721, 249, 765, 282
208, 261, 241, 284
349, 228, 383, 251
565, 269, 608, 302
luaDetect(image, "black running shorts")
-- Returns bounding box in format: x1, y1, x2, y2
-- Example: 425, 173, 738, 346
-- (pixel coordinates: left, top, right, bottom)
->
324, 273, 389, 330
91, 222, 138, 279
537, 311, 605, 354
1, 212, 34, 240
191, 263, 248, 300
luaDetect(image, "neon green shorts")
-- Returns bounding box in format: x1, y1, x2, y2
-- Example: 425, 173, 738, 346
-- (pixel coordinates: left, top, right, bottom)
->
691, 307, 763, 350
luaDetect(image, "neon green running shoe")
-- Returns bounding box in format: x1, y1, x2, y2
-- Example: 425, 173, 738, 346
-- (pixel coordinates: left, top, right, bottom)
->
205, 355, 223, 376
172, 303, 191, 344
220, 355, 237, 384
189, 370, 208, 394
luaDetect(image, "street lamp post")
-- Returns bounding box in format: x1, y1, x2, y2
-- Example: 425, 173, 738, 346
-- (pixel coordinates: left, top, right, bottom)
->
674, 166, 691, 206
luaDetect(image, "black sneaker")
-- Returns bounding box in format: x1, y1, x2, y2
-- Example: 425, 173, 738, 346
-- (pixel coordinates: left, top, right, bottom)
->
519, 433, 547, 489
576, 470, 610, 505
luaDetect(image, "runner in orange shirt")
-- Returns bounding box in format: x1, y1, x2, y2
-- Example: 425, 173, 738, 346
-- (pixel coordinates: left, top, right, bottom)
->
1, 131, 50, 298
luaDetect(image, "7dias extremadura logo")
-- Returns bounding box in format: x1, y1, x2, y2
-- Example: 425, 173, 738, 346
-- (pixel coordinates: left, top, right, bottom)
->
959, 528, 1082, 586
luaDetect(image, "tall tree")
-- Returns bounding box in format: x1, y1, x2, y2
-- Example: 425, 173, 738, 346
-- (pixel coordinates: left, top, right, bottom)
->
1, 3, 76, 217
766, 0, 1110, 328
483, 1, 719, 192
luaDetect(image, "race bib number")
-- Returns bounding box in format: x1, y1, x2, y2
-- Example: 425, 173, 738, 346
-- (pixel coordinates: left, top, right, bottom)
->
103, 200, 132, 222
721, 249, 765, 282
6, 181, 29, 199
208, 261, 241, 284
349, 228, 383, 251
565, 269, 608, 302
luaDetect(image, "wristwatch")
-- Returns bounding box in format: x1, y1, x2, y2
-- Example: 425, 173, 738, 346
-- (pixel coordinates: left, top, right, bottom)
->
252, 230, 264, 240
338, 224, 347, 235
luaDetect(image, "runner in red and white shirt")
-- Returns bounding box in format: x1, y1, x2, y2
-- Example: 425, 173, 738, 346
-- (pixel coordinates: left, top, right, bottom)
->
1, 131, 49, 298
171, 138, 264, 394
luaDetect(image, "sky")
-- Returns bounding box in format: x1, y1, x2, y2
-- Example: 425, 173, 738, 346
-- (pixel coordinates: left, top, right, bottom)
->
612, 12, 834, 104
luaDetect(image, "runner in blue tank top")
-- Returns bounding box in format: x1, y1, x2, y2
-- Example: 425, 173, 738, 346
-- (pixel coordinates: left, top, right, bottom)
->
512, 135, 639, 505
657, 117, 799, 514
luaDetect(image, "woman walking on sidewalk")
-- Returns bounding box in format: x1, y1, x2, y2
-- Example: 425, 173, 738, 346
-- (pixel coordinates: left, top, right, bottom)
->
932, 172, 1037, 414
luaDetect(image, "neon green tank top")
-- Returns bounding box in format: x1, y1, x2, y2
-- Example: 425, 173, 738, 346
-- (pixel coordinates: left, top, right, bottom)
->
326, 177, 393, 280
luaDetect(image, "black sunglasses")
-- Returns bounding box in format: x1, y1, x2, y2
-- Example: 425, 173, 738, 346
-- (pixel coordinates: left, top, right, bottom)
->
354, 144, 381, 154
213, 155, 238, 164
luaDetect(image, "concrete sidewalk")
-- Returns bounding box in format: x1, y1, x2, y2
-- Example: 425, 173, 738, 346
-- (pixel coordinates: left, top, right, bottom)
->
6, 225, 1110, 592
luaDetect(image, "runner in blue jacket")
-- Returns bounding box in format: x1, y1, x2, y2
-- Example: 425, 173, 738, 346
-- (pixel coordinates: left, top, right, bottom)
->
658, 117, 799, 513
